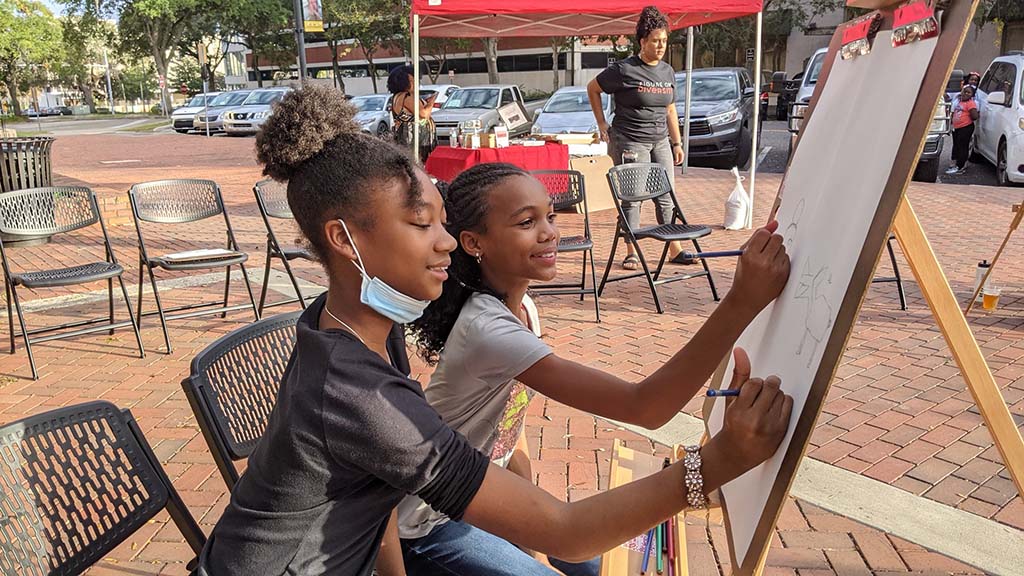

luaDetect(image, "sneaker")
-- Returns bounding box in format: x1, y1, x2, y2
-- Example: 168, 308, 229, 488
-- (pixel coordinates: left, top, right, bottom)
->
945, 166, 960, 175
957, 166, 968, 175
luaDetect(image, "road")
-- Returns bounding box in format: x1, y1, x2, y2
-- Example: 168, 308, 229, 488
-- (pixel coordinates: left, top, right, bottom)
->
2, 115, 167, 136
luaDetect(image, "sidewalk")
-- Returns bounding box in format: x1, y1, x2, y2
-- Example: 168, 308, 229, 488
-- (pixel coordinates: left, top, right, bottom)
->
1, 134, 1020, 574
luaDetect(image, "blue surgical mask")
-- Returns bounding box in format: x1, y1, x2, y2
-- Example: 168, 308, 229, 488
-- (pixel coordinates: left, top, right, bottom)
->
338, 219, 431, 324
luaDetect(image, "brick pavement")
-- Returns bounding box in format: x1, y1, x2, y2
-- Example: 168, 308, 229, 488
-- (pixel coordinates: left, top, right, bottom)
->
0, 133, 1020, 574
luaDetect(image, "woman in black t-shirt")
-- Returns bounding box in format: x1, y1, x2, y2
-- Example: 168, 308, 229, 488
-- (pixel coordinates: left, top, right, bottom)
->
588, 6, 689, 270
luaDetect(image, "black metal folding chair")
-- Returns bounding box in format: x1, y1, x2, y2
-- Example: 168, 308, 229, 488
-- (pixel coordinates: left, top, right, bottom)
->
181, 311, 301, 489
129, 179, 260, 354
873, 235, 908, 310
0, 186, 144, 380
0, 401, 206, 574
528, 170, 600, 322
253, 179, 320, 316
598, 163, 720, 314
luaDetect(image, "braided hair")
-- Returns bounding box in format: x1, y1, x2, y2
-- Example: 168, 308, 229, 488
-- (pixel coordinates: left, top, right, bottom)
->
636, 6, 668, 43
408, 163, 530, 365
255, 84, 421, 261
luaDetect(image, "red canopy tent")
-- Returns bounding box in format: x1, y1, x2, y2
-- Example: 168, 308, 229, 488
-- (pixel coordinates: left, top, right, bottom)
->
409, 0, 766, 226
411, 0, 763, 37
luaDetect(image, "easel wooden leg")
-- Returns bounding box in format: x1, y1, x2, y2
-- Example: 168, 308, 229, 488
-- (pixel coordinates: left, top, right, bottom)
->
893, 198, 1024, 498
964, 203, 1023, 315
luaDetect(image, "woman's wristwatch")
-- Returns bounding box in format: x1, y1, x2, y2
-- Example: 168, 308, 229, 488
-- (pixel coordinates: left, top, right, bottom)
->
682, 445, 707, 509
672, 142, 682, 148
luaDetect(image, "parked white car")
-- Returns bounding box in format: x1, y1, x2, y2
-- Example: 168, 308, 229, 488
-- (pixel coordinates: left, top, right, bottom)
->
171, 92, 221, 133
351, 94, 393, 137
972, 52, 1024, 185
420, 84, 461, 108
222, 87, 293, 136
532, 86, 612, 134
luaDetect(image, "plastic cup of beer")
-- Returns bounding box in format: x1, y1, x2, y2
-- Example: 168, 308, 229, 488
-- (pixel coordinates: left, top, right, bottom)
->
982, 286, 1001, 311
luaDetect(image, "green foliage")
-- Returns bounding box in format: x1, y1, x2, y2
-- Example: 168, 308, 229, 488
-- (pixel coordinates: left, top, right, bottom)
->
0, 0, 62, 115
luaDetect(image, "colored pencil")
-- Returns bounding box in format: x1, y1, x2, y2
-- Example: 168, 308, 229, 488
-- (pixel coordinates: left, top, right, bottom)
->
656, 523, 664, 573
640, 528, 655, 574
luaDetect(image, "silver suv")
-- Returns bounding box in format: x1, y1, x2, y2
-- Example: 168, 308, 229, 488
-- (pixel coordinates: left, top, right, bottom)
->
223, 88, 293, 136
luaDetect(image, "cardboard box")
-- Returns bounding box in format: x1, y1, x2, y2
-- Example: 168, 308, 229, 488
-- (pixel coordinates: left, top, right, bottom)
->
570, 155, 616, 213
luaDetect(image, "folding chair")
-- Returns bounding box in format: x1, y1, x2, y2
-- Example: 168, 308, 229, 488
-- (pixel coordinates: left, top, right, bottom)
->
129, 179, 260, 354
182, 311, 301, 489
598, 163, 720, 314
0, 186, 144, 380
0, 401, 206, 574
873, 235, 908, 310
528, 170, 600, 322
253, 179, 320, 316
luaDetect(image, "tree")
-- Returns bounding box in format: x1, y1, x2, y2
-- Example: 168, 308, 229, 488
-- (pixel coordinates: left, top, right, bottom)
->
482, 37, 499, 84
321, 0, 355, 92
549, 37, 577, 92
60, 0, 218, 114
333, 0, 404, 93
217, 0, 292, 88
55, 14, 112, 113
0, 0, 61, 117
419, 38, 470, 83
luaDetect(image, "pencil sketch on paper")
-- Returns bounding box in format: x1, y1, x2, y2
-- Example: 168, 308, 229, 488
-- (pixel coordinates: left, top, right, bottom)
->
794, 259, 834, 367
784, 198, 806, 252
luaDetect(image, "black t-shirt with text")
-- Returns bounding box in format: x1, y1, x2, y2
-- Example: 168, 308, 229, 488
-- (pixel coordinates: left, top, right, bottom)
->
596, 56, 676, 143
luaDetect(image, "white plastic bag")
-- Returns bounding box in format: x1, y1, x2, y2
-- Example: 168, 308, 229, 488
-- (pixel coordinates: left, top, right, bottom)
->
723, 167, 749, 230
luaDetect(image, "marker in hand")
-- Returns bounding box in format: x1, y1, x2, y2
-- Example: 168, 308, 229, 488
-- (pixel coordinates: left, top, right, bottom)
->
679, 249, 744, 260
706, 388, 741, 397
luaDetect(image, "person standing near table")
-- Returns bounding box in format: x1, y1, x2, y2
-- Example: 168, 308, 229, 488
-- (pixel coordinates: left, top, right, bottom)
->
389, 64, 438, 161
588, 6, 688, 271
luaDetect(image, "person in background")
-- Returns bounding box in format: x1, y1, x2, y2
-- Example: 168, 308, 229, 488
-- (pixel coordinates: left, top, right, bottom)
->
947, 83, 980, 175
389, 64, 438, 161
587, 6, 690, 271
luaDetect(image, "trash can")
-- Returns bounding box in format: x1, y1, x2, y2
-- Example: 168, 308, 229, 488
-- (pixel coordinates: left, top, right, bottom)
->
0, 137, 56, 246
1, 137, 54, 193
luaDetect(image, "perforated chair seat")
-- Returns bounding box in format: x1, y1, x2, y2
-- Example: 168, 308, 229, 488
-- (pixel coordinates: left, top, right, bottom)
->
148, 251, 248, 270
632, 223, 712, 242
272, 245, 315, 261
557, 235, 593, 252
0, 401, 206, 573
12, 261, 124, 288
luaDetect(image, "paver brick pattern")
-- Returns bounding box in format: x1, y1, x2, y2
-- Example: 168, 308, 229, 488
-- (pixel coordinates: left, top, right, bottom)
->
0, 134, 1017, 574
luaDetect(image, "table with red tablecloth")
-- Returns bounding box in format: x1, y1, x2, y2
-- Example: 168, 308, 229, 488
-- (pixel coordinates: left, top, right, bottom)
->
424, 144, 570, 183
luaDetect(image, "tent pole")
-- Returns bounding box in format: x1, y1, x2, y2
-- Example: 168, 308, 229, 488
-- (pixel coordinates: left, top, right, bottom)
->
748, 11, 763, 229
413, 14, 421, 163
682, 26, 693, 175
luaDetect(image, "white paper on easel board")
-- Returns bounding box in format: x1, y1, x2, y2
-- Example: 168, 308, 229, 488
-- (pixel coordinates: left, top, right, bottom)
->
706, 30, 938, 569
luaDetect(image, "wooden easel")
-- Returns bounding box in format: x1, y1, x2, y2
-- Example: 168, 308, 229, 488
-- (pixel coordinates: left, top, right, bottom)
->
964, 203, 1023, 315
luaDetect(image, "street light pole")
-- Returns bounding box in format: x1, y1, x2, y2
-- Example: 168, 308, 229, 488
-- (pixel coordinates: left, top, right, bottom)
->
292, 0, 308, 84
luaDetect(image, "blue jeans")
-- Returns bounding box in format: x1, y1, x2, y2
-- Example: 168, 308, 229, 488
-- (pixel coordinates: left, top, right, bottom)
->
401, 520, 601, 576
607, 128, 677, 232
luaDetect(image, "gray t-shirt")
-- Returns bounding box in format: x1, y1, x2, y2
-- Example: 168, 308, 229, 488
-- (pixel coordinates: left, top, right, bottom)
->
398, 293, 550, 539
596, 55, 676, 143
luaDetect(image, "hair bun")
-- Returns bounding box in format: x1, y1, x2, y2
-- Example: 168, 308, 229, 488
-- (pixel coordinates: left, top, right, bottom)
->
255, 84, 360, 181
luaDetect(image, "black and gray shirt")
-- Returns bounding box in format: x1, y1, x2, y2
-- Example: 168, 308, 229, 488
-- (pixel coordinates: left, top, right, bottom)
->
597, 55, 676, 143
199, 294, 489, 576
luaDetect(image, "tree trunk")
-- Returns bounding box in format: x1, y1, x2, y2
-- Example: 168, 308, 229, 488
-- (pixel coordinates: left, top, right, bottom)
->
151, 46, 172, 115
362, 46, 378, 93
5, 71, 22, 117
551, 41, 560, 93
78, 74, 96, 113
484, 37, 499, 83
